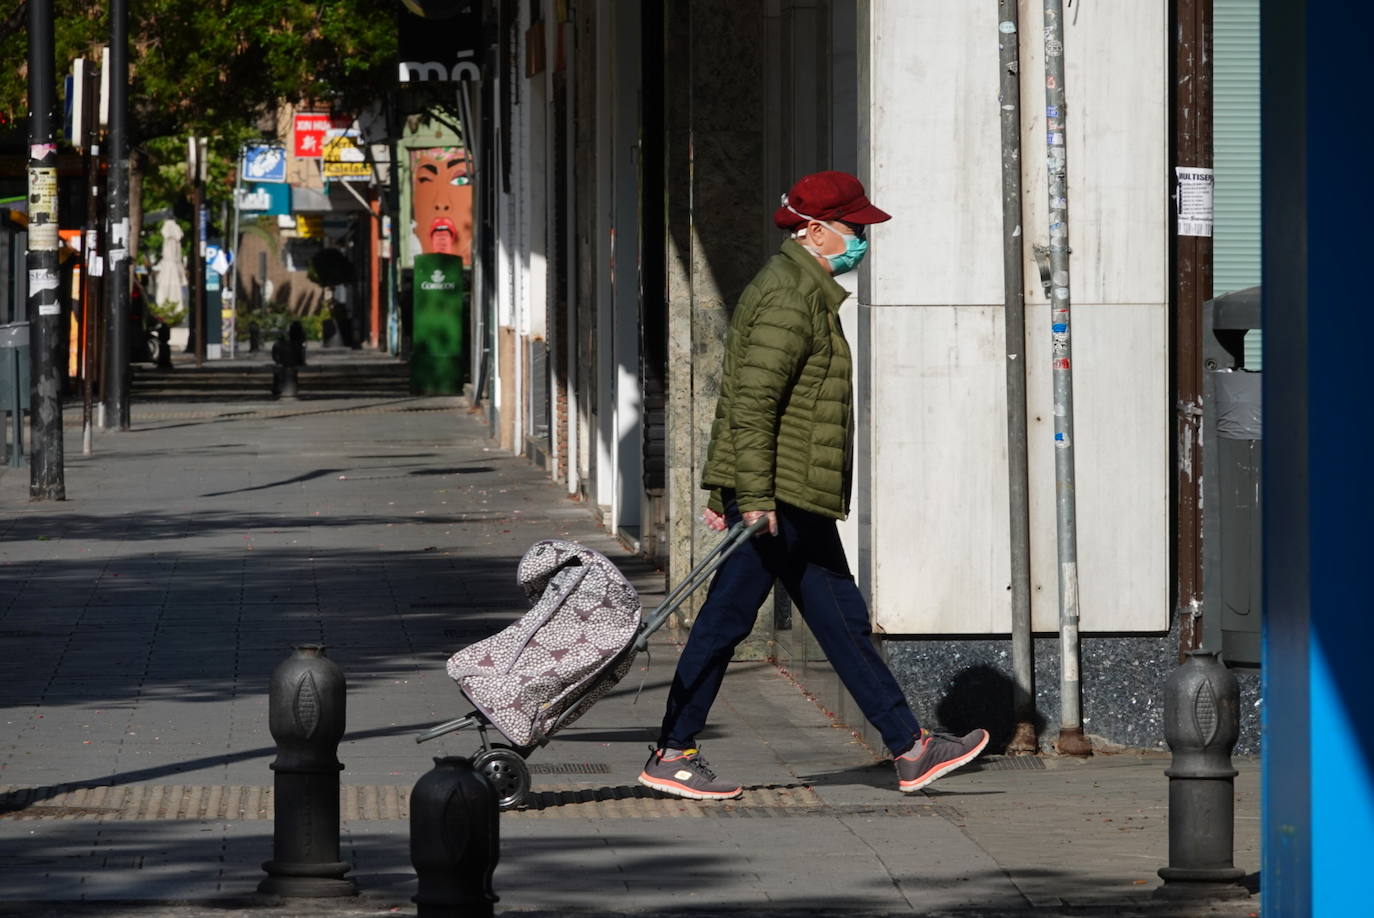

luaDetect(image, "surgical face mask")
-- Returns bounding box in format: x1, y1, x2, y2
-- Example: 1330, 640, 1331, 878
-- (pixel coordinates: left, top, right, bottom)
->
796, 220, 869, 274
824, 227, 869, 274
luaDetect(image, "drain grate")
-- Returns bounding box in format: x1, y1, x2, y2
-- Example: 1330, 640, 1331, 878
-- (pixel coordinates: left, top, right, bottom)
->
526, 762, 612, 775
970, 755, 1046, 772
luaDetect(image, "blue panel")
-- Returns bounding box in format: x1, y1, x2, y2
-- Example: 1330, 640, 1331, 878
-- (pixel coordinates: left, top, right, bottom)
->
1305, 2, 1374, 913
1264, 2, 1374, 914
1260, 0, 1311, 913
1261, 599, 1308, 915
1310, 640, 1374, 914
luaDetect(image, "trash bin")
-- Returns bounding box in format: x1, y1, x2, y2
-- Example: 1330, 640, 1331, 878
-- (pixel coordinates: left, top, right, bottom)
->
1201, 286, 1261, 666
0, 321, 30, 468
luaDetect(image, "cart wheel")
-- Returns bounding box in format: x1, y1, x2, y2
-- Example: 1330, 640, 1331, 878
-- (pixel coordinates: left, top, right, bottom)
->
473, 745, 530, 810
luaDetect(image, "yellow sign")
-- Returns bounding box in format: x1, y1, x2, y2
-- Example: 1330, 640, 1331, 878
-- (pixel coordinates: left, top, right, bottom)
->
296, 215, 323, 238
322, 131, 370, 180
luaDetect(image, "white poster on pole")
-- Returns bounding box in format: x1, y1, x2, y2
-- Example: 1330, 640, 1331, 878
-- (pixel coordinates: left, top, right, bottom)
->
1175, 166, 1214, 237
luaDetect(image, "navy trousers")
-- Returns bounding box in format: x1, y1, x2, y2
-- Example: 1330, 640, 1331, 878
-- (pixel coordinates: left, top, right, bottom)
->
658, 494, 922, 756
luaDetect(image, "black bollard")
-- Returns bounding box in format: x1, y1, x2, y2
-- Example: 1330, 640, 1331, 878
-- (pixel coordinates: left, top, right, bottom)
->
258, 644, 357, 898
270, 323, 304, 399
155, 323, 173, 370
1156, 649, 1247, 899
249, 321, 261, 353
411, 757, 500, 918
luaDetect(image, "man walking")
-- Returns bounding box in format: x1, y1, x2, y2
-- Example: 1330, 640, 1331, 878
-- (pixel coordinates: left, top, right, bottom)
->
638, 171, 989, 801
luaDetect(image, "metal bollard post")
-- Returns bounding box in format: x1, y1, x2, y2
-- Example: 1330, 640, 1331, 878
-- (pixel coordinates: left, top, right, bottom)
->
410, 756, 500, 918
155, 323, 173, 370
1156, 649, 1247, 898
270, 341, 298, 399
258, 644, 357, 898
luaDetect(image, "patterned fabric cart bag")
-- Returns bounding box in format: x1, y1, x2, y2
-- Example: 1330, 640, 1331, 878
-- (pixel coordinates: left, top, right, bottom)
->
445, 540, 643, 747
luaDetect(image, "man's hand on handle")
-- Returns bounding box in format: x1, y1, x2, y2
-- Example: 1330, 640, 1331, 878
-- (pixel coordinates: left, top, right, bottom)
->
742, 509, 778, 537
702, 507, 777, 536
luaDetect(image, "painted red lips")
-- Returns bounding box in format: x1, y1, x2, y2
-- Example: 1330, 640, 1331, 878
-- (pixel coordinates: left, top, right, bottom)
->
428, 217, 457, 254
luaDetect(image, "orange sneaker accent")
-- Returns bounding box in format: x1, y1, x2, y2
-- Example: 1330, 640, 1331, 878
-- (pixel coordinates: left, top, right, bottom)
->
896, 729, 990, 792
637, 746, 743, 800
636, 770, 743, 800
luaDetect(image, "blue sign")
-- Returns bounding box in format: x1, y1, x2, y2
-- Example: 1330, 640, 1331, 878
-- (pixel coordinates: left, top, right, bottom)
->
238, 182, 292, 216
242, 144, 287, 184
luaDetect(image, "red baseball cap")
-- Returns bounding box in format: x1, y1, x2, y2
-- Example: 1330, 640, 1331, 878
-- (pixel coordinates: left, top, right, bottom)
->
773, 171, 892, 230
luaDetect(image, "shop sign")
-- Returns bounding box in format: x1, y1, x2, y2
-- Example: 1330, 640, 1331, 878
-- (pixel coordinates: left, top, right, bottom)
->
322, 129, 371, 181
294, 113, 351, 159
242, 144, 287, 183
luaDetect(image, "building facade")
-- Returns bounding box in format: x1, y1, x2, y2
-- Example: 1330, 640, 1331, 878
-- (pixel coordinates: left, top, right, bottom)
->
462, 0, 1260, 757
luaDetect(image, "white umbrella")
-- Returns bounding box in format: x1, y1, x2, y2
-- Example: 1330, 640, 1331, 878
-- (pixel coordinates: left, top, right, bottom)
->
153, 218, 186, 312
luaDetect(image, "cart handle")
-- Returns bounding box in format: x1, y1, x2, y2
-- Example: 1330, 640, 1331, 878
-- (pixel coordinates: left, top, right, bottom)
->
415, 713, 482, 744
633, 516, 769, 652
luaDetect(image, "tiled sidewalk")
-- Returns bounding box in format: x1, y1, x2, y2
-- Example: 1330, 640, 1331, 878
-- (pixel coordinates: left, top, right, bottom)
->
0, 352, 1259, 916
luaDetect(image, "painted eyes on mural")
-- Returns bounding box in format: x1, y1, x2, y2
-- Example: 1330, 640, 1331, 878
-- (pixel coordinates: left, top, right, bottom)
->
450, 176, 470, 186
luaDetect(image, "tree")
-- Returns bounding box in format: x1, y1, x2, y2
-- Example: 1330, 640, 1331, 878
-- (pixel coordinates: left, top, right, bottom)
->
1, 0, 397, 143
1, 0, 397, 282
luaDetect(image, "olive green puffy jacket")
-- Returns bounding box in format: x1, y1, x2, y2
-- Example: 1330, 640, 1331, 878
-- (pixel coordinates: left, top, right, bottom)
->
702, 238, 853, 520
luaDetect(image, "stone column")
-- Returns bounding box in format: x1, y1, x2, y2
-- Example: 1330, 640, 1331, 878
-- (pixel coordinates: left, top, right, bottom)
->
572, 0, 598, 501
664, 0, 770, 639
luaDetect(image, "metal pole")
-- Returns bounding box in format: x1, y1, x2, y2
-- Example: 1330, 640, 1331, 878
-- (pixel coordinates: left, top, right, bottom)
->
189, 136, 205, 367
1041, 0, 1090, 757
92, 144, 108, 427
369, 188, 381, 349
998, 0, 1037, 755
218, 197, 232, 358
229, 150, 243, 357
1172, 0, 1213, 657
26, 0, 65, 500
102, 0, 130, 430
186, 137, 196, 361
81, 60, 100, 455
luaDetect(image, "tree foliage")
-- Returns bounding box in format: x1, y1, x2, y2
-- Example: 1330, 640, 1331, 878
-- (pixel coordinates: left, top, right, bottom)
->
0, 0, 398, 143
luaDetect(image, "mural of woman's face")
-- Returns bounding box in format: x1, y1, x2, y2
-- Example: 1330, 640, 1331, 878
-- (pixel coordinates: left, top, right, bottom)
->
413, 150, 473, 262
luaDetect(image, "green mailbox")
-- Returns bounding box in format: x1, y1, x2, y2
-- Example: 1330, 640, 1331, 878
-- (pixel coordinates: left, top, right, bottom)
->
410, 253, 466, 394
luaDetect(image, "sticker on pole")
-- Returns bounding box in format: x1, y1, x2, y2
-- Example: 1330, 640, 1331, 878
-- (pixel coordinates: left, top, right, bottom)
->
28, 269, 59, 293
1175, 166, 1214, 237
31, 266, 60, 315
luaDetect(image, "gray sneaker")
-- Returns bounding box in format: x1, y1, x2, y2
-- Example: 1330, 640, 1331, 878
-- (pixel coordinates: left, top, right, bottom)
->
638, 746, 743, 800
895, 728, 990, 792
